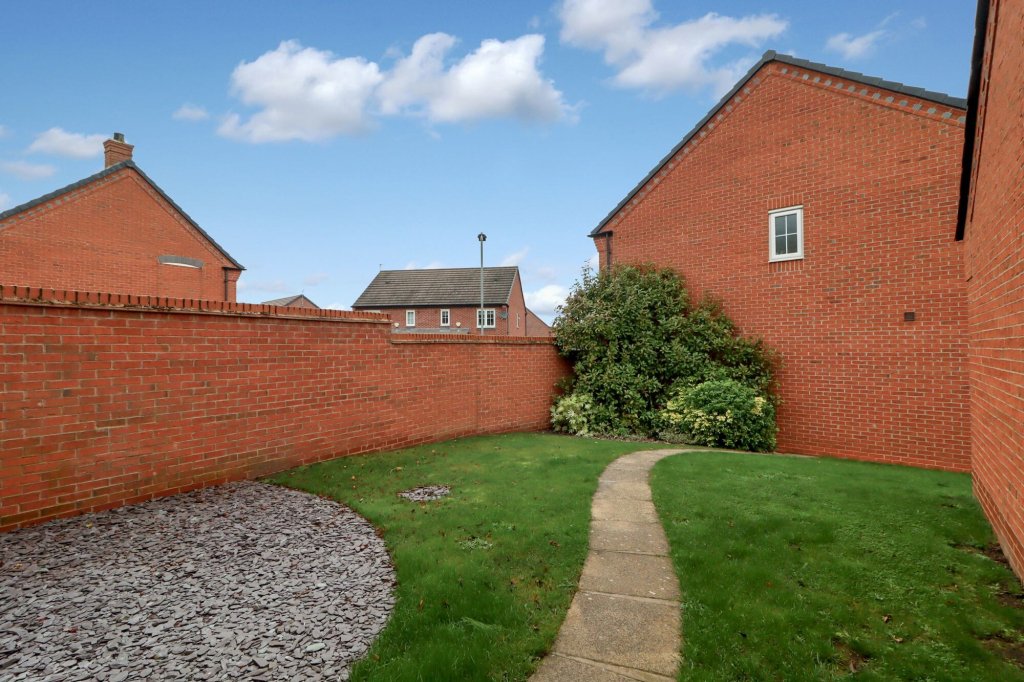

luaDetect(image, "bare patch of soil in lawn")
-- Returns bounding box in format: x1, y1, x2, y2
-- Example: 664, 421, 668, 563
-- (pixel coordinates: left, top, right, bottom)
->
952, 541, 1012, 566
832, 639, 871, 674
982, 634, 1024, 669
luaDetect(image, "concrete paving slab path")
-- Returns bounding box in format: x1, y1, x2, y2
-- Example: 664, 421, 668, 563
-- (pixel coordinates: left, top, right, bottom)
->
532, 449, 690, 682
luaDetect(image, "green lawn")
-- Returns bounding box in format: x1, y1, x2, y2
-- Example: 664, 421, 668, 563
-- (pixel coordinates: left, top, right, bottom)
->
267, 433, 663, 681
269, 436, 1024, 681
650, 451, 1024, 681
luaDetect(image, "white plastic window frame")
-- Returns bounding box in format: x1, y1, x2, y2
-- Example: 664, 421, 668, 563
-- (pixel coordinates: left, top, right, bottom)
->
405, 310, 416, 327
768, 205, 804, 262
476, 308, 496, 328
440, 309, 450, 326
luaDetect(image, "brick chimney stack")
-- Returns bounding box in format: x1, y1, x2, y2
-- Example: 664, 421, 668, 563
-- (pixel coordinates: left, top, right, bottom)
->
103, 132, 134, 168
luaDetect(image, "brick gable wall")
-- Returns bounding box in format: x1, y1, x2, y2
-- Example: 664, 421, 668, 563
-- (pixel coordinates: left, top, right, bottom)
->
963, 0, 1024, 576
0, 167, 240, 301
596, 62, 970, 471
0, 286, 567, 531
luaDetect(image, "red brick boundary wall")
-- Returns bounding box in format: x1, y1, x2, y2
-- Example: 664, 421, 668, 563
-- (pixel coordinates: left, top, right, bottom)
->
962, 0, 1024, 577
0, 286, 568, 531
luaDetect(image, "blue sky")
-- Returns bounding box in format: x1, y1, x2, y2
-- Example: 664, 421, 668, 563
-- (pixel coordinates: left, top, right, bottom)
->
0, 1, 976, 318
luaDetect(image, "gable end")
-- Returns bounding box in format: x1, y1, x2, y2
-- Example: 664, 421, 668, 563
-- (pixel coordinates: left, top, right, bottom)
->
589, 51, 968, 238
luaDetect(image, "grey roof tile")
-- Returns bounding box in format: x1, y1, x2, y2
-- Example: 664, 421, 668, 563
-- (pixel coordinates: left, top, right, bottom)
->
353, 267, 519, 307
261, 294, 318, 308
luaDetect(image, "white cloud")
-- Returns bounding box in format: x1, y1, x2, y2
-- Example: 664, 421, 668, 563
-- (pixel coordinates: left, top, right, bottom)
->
173, 104, 210, 121
28, 128, 105, 158
586, 253, 600, 272
219, 40, 384, 143
221, 33, 570, 143
501, 247, 529, 266
825, 30, 886, 60
302, 272, 329, 286
525, 284, 569, 316
533, 265, 558, 282
826, 13, 927, 61
1, 160, 56, 180
325, 301, 349, 310
379, 33, 570, 124
559, 0, 787, 96
0, 192, 11, 210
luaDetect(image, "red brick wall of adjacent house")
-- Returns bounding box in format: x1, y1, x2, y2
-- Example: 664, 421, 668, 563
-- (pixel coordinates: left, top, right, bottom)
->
596, 61, 971, 471
963, 0, 1024, 576
378, 306, 509, 334
0, 286, 567, 532
525, 308, 552, 337
0, 167, 240, 302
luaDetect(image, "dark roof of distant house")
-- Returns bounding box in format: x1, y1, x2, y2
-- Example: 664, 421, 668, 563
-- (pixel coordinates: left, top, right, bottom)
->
353, 267, 519, 308
590, 50, 969, 237
261, 294, 319, 308
0, 160, 244, 270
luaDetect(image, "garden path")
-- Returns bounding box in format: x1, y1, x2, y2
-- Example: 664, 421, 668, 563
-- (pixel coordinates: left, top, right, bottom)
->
531, 448, 691, 682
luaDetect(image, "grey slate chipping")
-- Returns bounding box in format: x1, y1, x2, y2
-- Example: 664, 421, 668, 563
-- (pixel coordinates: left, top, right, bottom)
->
352, 266, 519, 308
587, 50, 967, 237
0, 160, 245, 270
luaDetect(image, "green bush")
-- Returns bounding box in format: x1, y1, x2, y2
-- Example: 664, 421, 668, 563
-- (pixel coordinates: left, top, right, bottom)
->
660, 379, 776, 452
552, 264, 776, 442
550, 392, 598, 436
675, 299, 775, 396
552, 265, 690, 435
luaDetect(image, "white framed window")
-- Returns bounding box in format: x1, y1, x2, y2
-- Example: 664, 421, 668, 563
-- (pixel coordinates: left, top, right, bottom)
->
440, 309, 450, 326
476, 308, 496, 328
769, 206, 803, 262
405, 310, 416, 327
516, 313, 520, 329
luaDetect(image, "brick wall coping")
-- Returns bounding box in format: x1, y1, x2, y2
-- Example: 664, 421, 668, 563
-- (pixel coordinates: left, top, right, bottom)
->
0, 285, 389, 324
390, 334, 556, 345
0, 285, 560, 345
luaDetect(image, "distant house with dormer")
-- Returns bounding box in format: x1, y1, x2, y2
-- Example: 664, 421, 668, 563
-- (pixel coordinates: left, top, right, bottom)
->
352, 266, 551, 336
0, 133, 244, 301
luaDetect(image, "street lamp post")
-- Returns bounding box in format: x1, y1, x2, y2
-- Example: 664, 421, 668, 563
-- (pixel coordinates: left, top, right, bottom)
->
477, 233, 486, 336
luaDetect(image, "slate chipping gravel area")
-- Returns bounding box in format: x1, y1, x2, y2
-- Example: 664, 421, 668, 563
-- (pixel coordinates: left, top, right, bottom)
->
0, 482, 395, 681
397, 486, 450, 502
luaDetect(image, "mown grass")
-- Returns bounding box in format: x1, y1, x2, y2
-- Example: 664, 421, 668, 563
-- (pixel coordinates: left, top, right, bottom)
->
650, 451, 1024, 681
267, 433, 662, 681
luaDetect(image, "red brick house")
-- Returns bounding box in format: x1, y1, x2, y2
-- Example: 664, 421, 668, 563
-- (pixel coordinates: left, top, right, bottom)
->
353, 266, 551, 336
0, 134, 244, 301
261, 294, 320, 309
958, 0, 1024, 576
590, 52, 970, 471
